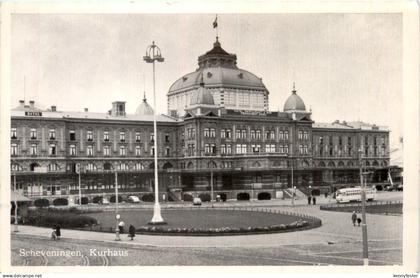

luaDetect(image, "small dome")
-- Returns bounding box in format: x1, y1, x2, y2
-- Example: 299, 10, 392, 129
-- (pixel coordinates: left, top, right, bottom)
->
283, 86, 306, 112
135, 96, 154, 116
190, 78, 214, 106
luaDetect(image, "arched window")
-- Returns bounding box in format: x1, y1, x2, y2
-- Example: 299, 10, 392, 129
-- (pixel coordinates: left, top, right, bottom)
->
163, 162, 174, 169
30, 162, 40, 171
327, 161, 335, 167
338, 161, 345, 167
11, 163, 22, 172
135, 163, 144, 170
187, 162, 194, 169
86, 163, 97, 172
347, 161, 354, 167
118, 163, 129, 171
208, 161, 217, 169
252, 161, 262, 168
48, 163, 60, 172
301, 160, 310, 167
319, 161, 326, 167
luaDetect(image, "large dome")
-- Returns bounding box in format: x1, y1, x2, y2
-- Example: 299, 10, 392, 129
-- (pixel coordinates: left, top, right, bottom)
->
169, 67, 266, 93
283, 87, 306, 112
167, 38, 270, 115
135, 96, 154, 116
168, 38, 267, 94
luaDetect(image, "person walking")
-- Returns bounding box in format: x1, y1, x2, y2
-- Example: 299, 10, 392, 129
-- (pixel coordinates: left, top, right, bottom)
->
128, 224, 136, 241
307, 195, 312, 205
312, 196, 317, 205
351, 211, 357, 226
118, 220, 125, 234
55, 223, 61, 240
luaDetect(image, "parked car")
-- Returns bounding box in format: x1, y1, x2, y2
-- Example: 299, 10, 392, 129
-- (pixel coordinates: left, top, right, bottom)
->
397, 184, 403, 191
127, 196, 140, 203
193, 197, 202, 206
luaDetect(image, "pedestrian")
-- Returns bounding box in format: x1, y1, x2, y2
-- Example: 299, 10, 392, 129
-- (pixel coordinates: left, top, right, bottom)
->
357, 217, 362, 226
312, 196, 316, 205
307, 195, 312, 205
128, 224, 136, 241
55, 223, 61, 240
324, 192, 328, 198
351, 211, 357, 226
118, 220, 125, 234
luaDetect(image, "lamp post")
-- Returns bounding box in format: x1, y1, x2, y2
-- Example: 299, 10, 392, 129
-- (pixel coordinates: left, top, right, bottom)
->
13, 171, 18, 232
144, 41, 166, 224
291, 158, 294, 205
76, 163, 82, 206
358, 149, 369, 265
114, 171, 121, 241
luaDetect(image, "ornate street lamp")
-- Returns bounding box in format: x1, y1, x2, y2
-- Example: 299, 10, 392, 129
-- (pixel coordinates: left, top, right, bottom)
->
358, 148, 369, 265
144, 41, 166, 224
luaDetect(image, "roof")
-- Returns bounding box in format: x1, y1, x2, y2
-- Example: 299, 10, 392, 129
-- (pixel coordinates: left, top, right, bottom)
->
189, 77, 215, 106
135, 97, 154, 116
313, 121, 388, 131
168, 67, 267, 93
11, 109, 177, 123
283, 90, 306, 112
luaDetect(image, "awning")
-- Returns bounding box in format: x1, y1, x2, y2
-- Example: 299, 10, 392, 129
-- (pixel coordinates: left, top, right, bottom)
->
10, 191, 31, 202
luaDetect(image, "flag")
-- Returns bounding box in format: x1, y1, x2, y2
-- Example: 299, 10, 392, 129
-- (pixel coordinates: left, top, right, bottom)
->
213, 15, 218, 28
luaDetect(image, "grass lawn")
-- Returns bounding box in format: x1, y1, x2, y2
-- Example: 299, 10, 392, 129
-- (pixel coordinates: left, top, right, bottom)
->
87, 209, 301, 230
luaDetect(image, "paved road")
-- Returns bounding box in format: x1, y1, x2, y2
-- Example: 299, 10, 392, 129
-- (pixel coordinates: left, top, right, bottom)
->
10, 201, 402, 266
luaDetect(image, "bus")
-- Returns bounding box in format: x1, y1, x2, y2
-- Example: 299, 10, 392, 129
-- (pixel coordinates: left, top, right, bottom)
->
335, 187, 376, 203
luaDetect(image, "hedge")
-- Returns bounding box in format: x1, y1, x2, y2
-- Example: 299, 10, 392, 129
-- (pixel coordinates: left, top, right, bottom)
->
92, 196, 103, 204
257, 192, 271, 200
141, 194, 155, 202
53, 198, 68, 206
198, 193, 211, 202
183, 194, 193, 202
26, 211, 97, 228
109, 195, 123, 203
81, 197, 89, 205
34, 198, 50, 208
237, 192, 250, 201
136, 220, 310, 235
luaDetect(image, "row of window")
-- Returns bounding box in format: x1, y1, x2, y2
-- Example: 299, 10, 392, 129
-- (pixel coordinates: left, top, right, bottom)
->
319, 135, 386, 146
11, 128, 171, 143
186, 144, 291, 156
11, 162, 149, 172
317, 145, 387, 157
11, 144, 171, 157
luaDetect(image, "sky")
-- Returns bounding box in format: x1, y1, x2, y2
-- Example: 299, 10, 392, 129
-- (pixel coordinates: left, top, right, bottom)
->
11, 13, 402, 156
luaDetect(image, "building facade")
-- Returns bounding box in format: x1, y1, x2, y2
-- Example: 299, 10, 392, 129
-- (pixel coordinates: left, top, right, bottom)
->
10, 39, 390, 202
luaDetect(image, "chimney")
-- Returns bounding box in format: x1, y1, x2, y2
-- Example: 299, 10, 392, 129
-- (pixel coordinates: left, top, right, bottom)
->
19, 100, 25, 108
342, 120, 347, 125
29, 100, 35, 108
84, 108, 88, 112
51, 106, 56, 112
334, 119, 339, 124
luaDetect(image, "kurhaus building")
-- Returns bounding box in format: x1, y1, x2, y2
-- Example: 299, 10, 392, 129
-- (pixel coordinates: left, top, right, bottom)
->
10, 38, 390, 202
